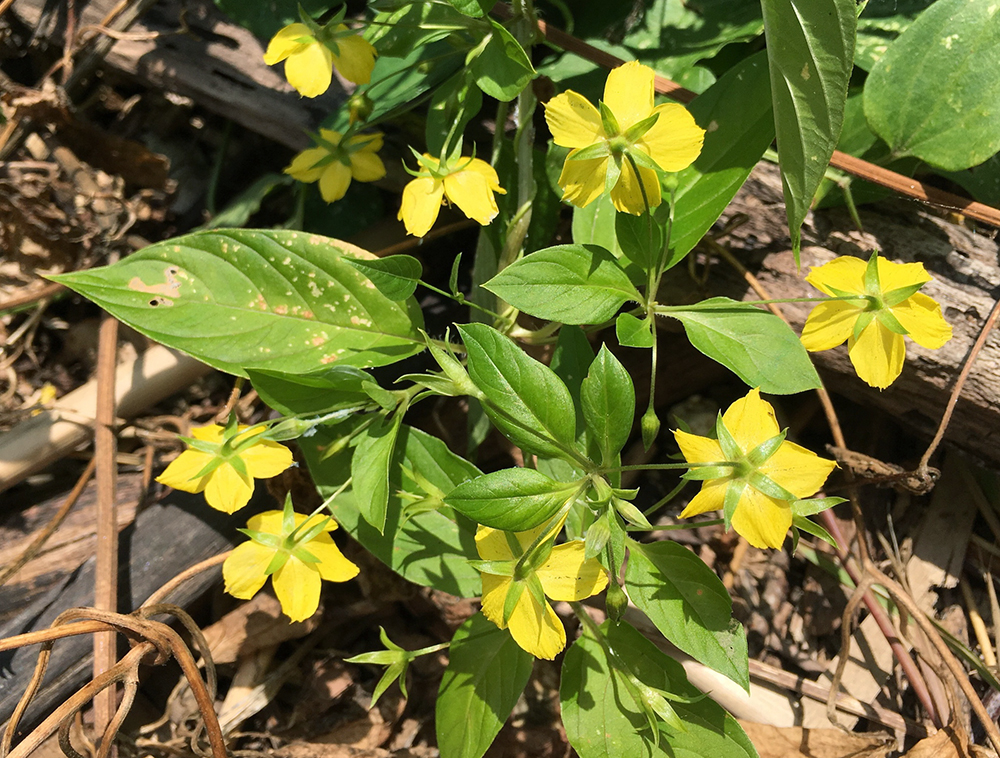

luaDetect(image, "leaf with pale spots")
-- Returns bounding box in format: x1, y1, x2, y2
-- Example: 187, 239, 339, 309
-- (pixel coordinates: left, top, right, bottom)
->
51, 229, 425, 376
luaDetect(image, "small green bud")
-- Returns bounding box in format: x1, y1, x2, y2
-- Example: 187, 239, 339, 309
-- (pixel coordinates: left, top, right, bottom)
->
605, 581, 628, 622
641, 407, 660, 450
348, 92, 374, 124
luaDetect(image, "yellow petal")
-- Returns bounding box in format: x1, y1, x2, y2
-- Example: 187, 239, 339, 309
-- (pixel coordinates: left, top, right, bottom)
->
203, 462, 255, 514
536, 542, 608, 601
544, 91, 604, 149
190, 424, 225, 443
876, 257, 931, 294
285, 146, 329, 182
639, 103, 705, 172
679, 477, 729, 517
603, 61, 654, 131
263, 24, 313, 65
273, 557, 322, 622
308, 534, 361, 582
805, 256, 866, 297
239, 439, 293, 480
480, 574, 512, 629
331, 31, 376, 85
720, 388, 780, 454
155, 448, 212, 494
443, 163, 502, 226
759, 441, 836, 499
609, 160, 661, 214
730, 487, 792, 549
318, 161, 353, 203
475, 525, 514, 561
800, 300, 861, 352
674, 429, 725, 465
246, 510, 285, 535
848, 320, 905, 389
399, 176, 444, 237
557, 156, 607, 209
507, 589, 565, 660
284, 40, 334, 98
349, 150, 386, 182
891, 292, 952, 349
223, 541, 273, 599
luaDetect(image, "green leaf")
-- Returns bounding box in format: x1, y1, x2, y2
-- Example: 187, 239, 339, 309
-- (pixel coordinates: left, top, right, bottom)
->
445, 468, 577, 531
668, 52, 775, 265
352, 412, 404, 533
854, 0, 934, 71
458, 323, 580, 460
662, 298, 821, 394
615, 211, 662, 272
484, 245, 641, 325
367, 3, 474, 59
304, 424, 482, 597
572, 194, 624, 258
471, 20, 535, 102
248, 365, 370, 416
344, 254, 422, 301
445, 0, 496, 18
761, 0, 856, 255
625, 540, 749, 691
616, 313, 655, 348
561, 620, 758, 758
792, 514, 838, 547
437, 613, 534, 758
581, 345, 635, 466
792, 496, 845, 517
51, 230, 424, 376
863, 0, 1000, 171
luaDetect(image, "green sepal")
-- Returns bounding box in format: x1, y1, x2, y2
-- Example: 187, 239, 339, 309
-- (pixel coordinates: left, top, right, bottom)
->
613, 496, 653, 529
598, 101, 620, 137
852, 309, 876, 341
714, 413, 743, 462
745, 470, 797, 501
604, 154, 623, 196
623, 112, 660, 142
792, 496, 845, 517
722, 480, 745, 531
792, 513, 838, 548
290, 545, 322, 564
264, 549, 291, 576
237, 528, 283, 550
876, 307, 909, 335
467, 559, 516, 576
882, 281, 926, 307
682, 465, 733, 481
863, 250, 881, 295
502, 580, 525, 626
745, 429, 787, 469
585, 511, 612, 560
625, 147, 662, 172
568, 142, 612, 162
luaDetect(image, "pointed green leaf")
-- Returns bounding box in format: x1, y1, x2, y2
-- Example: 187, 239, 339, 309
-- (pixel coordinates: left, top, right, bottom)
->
352, 412, 404, 533
51, 230, 424, 376
344, 254, 422, 301
437, 613, 534, 758
581, 345, 635, 466
761, 0, 856, 255
445, 467, 578, 531
484, 244, 641, 325
625, 540, 749, 691
471, 20, 535, 101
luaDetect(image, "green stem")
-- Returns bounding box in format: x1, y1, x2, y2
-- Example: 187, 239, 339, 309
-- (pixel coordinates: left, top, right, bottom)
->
418, 280, 504, 319
609, 461, 738, 472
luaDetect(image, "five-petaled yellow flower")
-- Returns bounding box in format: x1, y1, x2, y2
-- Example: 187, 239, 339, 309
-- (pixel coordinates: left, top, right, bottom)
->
544, 60, 704, 214
264, 23, 376, 97
285, 129, 386, 203
800, 254, 952, 389
674, 389, 836, 550
156, 424, 292, 514
224, 509, 359, 622
399, 154, 506, 237
476, 524, 608, 659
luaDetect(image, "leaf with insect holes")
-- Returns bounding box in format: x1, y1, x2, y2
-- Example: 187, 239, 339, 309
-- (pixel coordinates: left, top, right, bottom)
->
51, 229, 424, 376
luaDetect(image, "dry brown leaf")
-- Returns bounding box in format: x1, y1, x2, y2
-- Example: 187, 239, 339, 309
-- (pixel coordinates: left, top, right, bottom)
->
904, 727, 969, 758
738, 722, 892, 758
201, 592, 319, 664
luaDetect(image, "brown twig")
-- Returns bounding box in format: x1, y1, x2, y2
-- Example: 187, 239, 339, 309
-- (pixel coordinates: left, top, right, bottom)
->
918, 293, 1000, 476
496, 5, 1000, 229
93, 314, 119, 750
0, 457, 96, 588
140, 552, 231, 608
0, 282, 65, 314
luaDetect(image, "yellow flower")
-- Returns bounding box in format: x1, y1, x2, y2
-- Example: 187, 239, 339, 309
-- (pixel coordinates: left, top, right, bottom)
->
285, 129, 386, 203
543, 60, 704, 214
224, 508, 359, 622
398, 153, 506, 237
156, 424, 293, 514
264, 23, 376, 97
476, 524, 608, 659
800, 254, 953, 389
674, 389, 836, 550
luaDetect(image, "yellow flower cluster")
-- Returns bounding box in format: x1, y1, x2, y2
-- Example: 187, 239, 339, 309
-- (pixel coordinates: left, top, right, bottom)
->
285, 129, 386, 203
264, 22, 376, 97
